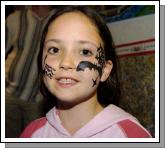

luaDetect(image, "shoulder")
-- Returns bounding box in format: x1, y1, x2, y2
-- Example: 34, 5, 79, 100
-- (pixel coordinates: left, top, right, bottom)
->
6, 10, 22, 22
99, 105, 152, 138
6, 10, 24, 32
117, 119, 152, 138
20, 117, 47, 138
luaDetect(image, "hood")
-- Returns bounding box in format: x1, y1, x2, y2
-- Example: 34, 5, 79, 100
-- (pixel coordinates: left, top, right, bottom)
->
46, 104, 138, 137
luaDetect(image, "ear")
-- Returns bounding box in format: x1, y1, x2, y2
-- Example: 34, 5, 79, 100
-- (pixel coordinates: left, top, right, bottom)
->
100, 60, 113, 82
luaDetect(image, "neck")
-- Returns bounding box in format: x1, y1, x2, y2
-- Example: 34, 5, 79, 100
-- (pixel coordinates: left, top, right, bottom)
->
57, 96, 104, 135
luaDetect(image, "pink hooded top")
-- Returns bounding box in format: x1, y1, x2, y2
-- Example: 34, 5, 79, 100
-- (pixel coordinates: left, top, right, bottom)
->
20, 104, 152, 138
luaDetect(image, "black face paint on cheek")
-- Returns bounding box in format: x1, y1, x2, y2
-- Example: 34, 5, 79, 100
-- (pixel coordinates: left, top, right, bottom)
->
43, 64, 56, 79
92, 77, 98, 87
76, 61, 102, 76
95, 44, 105, 69
42, 55, 56, 79
76, 45, 105, 77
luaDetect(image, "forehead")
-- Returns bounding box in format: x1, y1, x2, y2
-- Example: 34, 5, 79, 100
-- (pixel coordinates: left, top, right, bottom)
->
51, 11, 95, 26
45, 12, 103, 46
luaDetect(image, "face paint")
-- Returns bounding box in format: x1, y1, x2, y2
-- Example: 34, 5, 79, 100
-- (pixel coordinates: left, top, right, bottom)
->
42, 55, 56, 79
76, 45, 105, 77
95, 44, 105, 69
76, 61, 102, 76
92, 77, 98, 87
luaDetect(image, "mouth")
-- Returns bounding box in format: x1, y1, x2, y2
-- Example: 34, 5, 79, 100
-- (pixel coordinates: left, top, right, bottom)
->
56, 77, 79, 88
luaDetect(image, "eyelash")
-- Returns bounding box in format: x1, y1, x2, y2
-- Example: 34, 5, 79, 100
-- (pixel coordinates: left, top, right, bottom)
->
48, 47, 59, 54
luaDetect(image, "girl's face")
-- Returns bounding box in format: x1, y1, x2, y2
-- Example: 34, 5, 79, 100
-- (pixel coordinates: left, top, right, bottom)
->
42, 12, 112, 105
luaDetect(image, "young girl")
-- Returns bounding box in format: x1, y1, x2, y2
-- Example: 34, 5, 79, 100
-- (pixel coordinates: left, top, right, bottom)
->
20, 6, 152, 138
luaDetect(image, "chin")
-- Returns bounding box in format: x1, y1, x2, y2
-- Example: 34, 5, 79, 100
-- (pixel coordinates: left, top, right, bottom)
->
55, 97, 83, 109
55, 94, 92, 109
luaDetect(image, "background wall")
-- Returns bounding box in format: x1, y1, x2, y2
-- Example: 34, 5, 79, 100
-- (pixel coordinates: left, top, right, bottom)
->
108, 14, 155, 136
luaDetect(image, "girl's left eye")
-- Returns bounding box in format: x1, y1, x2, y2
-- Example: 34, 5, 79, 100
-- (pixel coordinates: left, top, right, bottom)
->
80, 49, 93, 56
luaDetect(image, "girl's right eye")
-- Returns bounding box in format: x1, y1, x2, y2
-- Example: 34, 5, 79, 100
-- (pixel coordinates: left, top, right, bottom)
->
48, 47, 59, 54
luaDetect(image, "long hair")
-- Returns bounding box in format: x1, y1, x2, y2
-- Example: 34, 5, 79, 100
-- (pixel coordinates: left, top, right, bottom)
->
38, 5, 120, 109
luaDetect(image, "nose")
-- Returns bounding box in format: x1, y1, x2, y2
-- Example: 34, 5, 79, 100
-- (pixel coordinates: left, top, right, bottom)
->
59, 52, 76, 70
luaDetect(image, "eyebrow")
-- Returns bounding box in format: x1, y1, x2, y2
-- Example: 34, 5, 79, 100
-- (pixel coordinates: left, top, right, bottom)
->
44, 39, 99, 48
44, 39, 62, 44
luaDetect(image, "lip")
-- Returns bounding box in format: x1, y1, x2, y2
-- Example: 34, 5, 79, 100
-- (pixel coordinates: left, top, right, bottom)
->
55, 76, 79, 88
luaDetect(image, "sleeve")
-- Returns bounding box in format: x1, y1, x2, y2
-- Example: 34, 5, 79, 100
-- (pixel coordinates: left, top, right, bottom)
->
20, 117, 47, 138
118, 119, 152, 138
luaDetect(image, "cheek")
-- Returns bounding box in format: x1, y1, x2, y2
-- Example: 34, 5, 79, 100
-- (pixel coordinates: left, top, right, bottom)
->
42, 56, 57, 79
43, 76, 51, 90
43, 75, 56, 92
79, 67, 99, 77
80, 69, 100, 87
43, 55, 59, 70
43, 55, 56, 66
